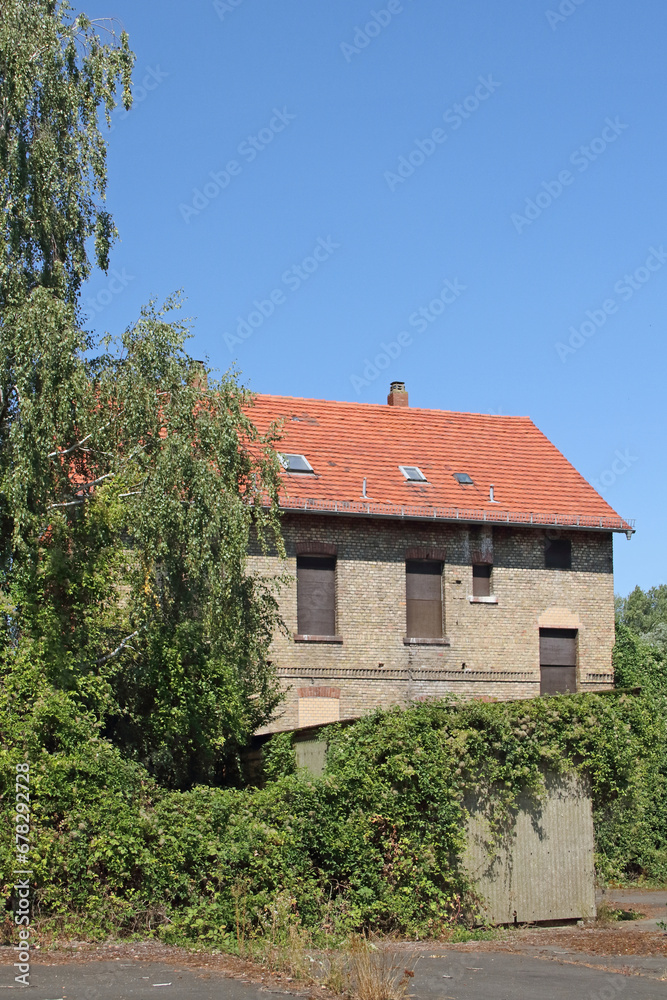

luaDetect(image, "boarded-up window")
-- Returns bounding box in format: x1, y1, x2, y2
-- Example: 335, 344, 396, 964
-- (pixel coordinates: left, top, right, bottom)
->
406, 560, 442, 638
545, 538, 572, 569
540, 628, 577, 694
297, 556, 335, 635
472, 564, 492, 597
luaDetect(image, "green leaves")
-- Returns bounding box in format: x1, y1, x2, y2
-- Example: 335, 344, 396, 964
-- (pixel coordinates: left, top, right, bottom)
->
616, 584, 667, 639
1, 681, 666, 943
0, 5, 286, 789
324, 690, 667, 887
0, 0, 135, 304
1, 292, 286, 786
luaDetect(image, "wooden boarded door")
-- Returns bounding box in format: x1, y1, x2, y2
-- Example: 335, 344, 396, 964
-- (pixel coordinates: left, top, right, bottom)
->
539, 628, 577, 694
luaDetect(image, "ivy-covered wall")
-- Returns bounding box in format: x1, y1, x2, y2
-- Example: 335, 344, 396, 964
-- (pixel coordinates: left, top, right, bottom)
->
2, 681, 665, 944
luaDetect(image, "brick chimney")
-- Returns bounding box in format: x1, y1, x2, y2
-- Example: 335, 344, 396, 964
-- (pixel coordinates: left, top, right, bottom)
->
191, 361, 208, 391
387, 381, 409, 407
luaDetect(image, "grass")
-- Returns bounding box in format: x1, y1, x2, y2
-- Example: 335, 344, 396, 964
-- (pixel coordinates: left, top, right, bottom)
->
223, 891, 419, 998
441, 926, 497, 942
596, 900, 644, 923
348, 936, 415, 1000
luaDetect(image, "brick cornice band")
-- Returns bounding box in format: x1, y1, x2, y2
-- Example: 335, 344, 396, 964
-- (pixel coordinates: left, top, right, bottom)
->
297, 686, 341, 699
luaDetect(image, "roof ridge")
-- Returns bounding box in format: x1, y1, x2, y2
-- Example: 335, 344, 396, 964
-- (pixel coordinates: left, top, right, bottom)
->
249, 393, 531, 420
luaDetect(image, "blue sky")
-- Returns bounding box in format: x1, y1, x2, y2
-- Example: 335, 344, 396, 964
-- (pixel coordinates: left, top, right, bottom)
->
77, 0, 666, 597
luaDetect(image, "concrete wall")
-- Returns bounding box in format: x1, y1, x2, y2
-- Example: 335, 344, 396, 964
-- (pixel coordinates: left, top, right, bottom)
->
249, 514, 615, 733
464, 771, 596, 924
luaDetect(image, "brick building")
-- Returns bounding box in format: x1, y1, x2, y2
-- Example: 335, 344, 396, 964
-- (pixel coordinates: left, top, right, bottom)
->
247, 383, 634, 733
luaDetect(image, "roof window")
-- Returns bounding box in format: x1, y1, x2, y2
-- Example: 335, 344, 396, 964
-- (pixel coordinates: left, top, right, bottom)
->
399, 465, 428, 482
453, 472, 474, 484
279, 453, 314, 473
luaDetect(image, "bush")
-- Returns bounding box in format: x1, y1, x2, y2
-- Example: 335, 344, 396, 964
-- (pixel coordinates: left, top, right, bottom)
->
2, 683, 666, 944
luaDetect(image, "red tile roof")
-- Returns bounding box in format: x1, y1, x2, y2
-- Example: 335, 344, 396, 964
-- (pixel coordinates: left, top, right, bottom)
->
247, 394, 634, 533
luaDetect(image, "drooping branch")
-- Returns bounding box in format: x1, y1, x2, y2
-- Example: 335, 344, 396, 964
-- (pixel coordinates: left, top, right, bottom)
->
77, 472, 115, 490
95, 627, 142, 666
47, 419, 113, 459
46, 473, 115, 510
48, 432, 93, 458
47, 499, 86, 509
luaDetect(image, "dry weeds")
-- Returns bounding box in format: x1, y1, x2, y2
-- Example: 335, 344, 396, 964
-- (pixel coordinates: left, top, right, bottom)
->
347, 935, 416, 1000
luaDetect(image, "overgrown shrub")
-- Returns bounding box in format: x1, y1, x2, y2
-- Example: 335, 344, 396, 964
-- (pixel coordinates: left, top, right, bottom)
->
2, 680, 666, 944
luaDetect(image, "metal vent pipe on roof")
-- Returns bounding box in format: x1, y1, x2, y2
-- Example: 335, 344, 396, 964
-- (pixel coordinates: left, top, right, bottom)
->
387, 382, 409, 407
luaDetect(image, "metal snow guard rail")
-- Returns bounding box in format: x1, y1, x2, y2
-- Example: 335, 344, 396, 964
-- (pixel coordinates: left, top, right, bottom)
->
276, 496, 635, 532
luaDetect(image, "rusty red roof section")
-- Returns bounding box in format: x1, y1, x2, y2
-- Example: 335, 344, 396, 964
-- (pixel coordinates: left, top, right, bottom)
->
247, 394, 634, 533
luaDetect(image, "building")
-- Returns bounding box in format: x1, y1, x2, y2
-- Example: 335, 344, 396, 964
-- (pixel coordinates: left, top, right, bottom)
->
247, 383, 634, 733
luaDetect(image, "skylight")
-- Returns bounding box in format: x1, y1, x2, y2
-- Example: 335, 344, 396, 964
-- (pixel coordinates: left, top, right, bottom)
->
399, 465, 428, 482
278, 453, 314, 473
453, 472, 474, 484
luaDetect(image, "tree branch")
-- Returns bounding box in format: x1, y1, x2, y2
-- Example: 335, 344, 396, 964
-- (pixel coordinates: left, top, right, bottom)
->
46, 472, 115, 509
48, 432, 93, 458
96, 628, 142, 666
78, 472, 115, 490
48, 419, 113, 458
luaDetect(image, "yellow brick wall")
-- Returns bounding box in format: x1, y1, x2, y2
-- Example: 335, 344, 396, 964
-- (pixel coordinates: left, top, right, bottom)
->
298, 697, 340, 727
250, 515, 615, 733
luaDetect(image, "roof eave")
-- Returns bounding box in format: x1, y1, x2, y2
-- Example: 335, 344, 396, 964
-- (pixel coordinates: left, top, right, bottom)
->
273, 497, 634, 534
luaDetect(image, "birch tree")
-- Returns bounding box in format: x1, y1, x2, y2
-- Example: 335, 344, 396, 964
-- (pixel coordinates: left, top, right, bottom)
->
0, 2, 285, 788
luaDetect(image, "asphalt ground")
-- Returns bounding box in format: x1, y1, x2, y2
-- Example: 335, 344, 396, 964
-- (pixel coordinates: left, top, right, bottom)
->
411, 948, 667, 999
1, 950, 665, 1000
1, 890, 664, 999
0, 957, 292, 998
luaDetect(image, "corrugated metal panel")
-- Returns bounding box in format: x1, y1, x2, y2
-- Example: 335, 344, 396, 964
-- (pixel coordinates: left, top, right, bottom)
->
464, 771, 596, 924
294, 738, 327, 776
